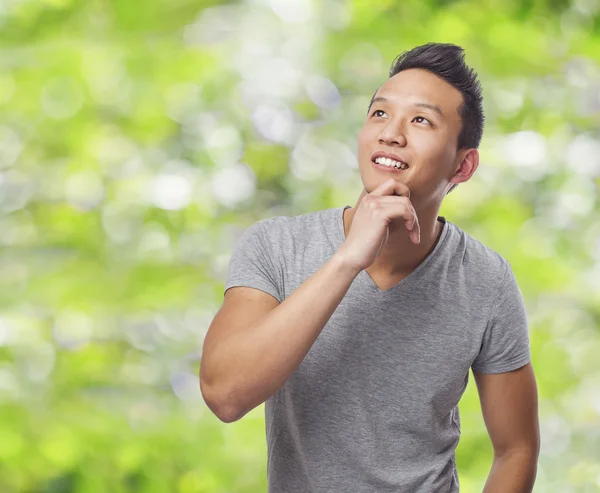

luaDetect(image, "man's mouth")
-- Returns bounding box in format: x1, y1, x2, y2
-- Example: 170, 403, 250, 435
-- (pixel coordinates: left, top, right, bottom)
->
372, 156, 409, 170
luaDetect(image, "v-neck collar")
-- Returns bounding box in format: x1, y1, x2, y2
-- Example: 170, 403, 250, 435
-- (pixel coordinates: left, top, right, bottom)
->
334, 205, 451, 295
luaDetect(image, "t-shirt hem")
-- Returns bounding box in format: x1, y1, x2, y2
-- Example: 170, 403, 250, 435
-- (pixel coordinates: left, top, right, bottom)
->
224, 281, 282, 303
471, 352, 530, 374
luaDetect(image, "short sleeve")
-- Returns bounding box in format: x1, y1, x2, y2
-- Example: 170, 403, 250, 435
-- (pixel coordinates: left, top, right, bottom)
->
223, 220, 282, 303
471, 262, 531, 374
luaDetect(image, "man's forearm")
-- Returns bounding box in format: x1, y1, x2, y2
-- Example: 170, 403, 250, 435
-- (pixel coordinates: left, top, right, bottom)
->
482, 449, 538, 493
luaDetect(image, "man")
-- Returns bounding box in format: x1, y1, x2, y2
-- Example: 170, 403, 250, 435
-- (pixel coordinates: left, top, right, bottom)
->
200, 42, 540, 492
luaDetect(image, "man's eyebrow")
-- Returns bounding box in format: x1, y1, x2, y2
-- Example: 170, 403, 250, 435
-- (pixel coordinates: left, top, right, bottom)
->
413, 102, 444, 117
368, 96, 444, 118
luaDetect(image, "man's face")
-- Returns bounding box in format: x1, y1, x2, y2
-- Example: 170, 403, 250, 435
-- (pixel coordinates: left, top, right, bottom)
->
357, 68, 464, 204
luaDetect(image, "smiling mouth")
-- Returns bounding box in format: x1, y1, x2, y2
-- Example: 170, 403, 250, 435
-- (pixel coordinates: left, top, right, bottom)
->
372, 156, 409, 170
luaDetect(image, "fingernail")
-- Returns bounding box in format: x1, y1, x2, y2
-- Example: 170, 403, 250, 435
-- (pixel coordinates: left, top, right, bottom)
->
418, 233, 421, 243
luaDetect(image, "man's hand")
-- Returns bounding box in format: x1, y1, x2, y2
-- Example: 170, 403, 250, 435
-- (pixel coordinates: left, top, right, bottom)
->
337, 178, 420, 272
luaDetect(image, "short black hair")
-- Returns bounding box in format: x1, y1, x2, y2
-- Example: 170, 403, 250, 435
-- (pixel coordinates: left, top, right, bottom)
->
368, 42, 485, 195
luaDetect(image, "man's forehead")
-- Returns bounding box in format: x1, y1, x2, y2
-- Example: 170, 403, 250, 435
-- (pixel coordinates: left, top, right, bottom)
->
390, 69, 463, 103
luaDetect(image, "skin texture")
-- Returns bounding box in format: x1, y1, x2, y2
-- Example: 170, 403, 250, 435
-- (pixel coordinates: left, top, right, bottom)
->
343, 68, 540, 490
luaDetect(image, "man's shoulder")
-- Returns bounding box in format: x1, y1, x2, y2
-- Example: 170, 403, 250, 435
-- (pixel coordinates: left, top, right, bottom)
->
449, 221, 509, 280
244, 207, 340, 263
259, 206, 339, 236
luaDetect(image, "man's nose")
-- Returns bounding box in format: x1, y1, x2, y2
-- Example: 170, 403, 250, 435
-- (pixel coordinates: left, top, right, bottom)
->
378, 121, 407, 146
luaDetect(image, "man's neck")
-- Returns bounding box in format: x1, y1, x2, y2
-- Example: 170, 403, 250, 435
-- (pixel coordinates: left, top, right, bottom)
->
343, 202, 444, 277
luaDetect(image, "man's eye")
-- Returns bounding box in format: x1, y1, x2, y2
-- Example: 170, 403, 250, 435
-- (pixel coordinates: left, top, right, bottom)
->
414, 116, 432, 125
372, 109, 387, 117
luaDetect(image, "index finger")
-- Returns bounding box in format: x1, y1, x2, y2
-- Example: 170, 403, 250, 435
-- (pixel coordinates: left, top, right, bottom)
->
368, 177, 411, 199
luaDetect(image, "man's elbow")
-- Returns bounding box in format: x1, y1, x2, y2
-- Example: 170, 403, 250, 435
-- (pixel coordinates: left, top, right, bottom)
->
207, 398, 240, 423
494, 443, 539, 463
495, 427, 540, 461
199, 376, 241, 423
215, 407, 241, 424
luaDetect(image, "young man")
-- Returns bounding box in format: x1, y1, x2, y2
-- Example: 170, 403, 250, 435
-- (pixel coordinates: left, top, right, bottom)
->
200, 43, 540, 492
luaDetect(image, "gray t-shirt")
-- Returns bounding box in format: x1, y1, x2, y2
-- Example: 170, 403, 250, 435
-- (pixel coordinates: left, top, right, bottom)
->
223, 205, 531, 493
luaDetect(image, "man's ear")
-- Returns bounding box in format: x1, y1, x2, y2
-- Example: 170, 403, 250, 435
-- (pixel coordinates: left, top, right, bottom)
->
451, 148, 479, 185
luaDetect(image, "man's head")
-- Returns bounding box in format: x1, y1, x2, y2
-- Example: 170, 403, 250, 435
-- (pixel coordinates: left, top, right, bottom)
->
358, 42, 484, 205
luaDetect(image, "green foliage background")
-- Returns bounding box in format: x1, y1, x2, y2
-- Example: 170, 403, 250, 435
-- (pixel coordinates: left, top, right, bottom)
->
1, 0, 599, 491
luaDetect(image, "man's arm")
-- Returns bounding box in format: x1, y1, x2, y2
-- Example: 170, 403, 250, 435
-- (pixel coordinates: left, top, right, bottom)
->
201, 252, 361, 422
473, 362, 540, 493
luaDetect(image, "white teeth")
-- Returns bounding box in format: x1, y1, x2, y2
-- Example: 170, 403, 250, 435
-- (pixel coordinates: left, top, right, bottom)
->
374, 156, 407, 169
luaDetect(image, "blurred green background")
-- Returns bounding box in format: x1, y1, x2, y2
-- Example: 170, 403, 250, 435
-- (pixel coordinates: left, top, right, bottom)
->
1, 0, 600, 491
